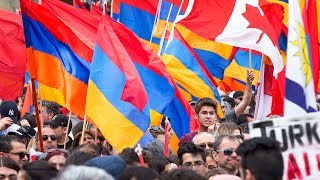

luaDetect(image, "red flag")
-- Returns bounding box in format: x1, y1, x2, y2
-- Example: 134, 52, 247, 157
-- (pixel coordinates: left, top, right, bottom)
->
21, 81, 33, 116
91, 3, 102, 16
0, 9, 26, 101
177, 0, 284, 77
306, 0, 320, 93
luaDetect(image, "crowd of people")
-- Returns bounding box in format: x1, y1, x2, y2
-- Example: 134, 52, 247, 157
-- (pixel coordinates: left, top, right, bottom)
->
0, 70, 285, 180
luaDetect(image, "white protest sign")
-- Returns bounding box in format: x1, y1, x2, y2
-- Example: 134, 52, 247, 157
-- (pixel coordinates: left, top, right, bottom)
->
249, 112, 320, 180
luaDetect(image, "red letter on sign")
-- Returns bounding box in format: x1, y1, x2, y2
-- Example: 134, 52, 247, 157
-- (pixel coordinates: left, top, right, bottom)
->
287, 153, 303, 180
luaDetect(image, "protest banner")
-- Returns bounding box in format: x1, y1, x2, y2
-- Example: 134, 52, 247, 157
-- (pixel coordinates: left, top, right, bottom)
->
250, 112, 320, 180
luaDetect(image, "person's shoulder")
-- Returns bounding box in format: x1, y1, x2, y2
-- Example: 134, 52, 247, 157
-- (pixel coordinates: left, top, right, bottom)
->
178, 131, 198, 146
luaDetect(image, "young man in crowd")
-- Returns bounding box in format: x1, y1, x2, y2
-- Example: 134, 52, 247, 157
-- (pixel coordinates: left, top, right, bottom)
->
179, 97, 218, 146
236, 137, 284, 180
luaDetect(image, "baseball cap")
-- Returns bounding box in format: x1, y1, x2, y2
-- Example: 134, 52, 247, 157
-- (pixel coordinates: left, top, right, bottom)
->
233, 91, 244, 99
0, 101, 19, 123
45, 114, 70, 128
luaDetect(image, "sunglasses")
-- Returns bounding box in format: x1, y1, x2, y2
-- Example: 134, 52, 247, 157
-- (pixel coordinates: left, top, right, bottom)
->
42, 135, 57, 141
197, 142, 214, 149
216, 148, 237, 156
10, 152, 28, 160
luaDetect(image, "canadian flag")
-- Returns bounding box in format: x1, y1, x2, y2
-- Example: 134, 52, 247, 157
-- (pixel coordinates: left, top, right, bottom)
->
177, 0, 284, 77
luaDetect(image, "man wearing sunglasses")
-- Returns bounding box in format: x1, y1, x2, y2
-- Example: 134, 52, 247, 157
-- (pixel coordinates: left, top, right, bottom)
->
177, 142, 207, 177
0, 136, 28, 167
45, 114, 73, 150
36, 127, 58, 152
212, 134, 240, 175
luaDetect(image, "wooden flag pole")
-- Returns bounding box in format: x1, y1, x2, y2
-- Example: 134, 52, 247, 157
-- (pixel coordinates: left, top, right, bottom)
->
63, 111, 72, 149
80, 115, 87, 145
249, 49, 252, 70
31, 79, 44, 152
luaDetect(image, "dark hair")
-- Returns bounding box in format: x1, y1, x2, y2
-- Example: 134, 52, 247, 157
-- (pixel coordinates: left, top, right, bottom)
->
74, 143, 101, 156
64, 151, 97, 166
148, 155, 170, 174
160, 168, 206, 180
1, 135, 26, 146
236, 137, 284, 180
177, 142, 206, 165
21, 160, 58, 180
18, 114, 37, 128
0, 141, 12, 153
118, 167, 159, 180
0, 157, 20, 172
237, 114, 253, 125
222, 97, 236, 108
119, 148, 152, 166
194, 97, 217, 115
71, 121, 84, 137
239, 123, 249, 134
71, 130, 94, 152
41, 101, 61, 116
213, 134, 239, 151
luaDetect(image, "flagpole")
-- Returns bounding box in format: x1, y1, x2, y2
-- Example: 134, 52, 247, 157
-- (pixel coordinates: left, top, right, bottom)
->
31, 79, 44, 152
249, 49, 252, 70
157, 4, 173, 56
163, 0, 185, 52
80, 115, 87, 145
63, 111, 72, 149
149, 0, 163, 46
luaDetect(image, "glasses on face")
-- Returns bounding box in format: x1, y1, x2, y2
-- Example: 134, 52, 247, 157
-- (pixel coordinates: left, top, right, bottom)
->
42, 135, 58, 141
197, 142, 214, 149
182, 161, 205, 169
10, 152, 28, 160
216, 148, 237, 156
0, 174, 17, 180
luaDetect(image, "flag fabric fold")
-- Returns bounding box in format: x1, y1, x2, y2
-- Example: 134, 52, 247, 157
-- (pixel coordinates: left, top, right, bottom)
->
0, 9, 26, 101
177, 0, 284, 77
284, 0, 317, 115
21, 0, 91, 118
86, 16, 150, 151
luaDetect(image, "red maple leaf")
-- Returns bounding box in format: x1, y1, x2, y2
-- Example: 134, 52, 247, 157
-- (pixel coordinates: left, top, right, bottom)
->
242, 4, 278, 45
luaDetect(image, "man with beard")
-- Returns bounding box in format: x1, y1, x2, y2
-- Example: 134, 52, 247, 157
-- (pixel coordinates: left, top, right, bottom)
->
179, 98, 218, 146
212, 134, 240, 175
